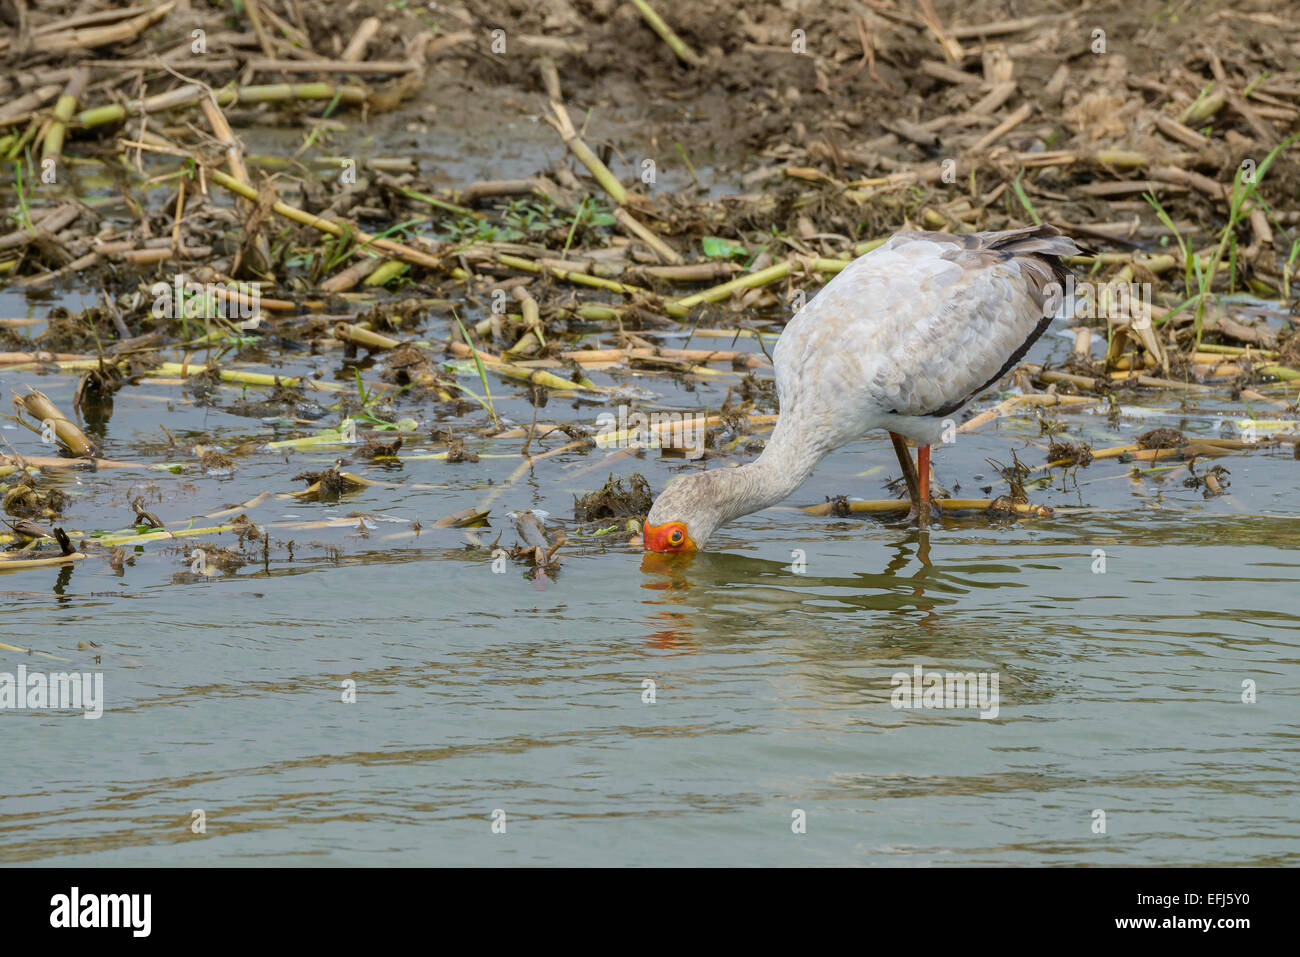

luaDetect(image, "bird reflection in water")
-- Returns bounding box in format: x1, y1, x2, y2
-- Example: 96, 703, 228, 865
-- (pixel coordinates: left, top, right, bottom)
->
637, 549, 698, 651
637, 529, 942, 649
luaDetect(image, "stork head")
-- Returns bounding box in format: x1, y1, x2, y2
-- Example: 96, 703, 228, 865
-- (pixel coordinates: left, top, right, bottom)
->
641, 471, 729, 553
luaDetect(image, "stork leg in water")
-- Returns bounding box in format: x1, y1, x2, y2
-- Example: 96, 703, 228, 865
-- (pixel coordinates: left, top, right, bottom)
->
641, 225, 1079, 553
888, 431, 928, 528
918, 444, 932, 527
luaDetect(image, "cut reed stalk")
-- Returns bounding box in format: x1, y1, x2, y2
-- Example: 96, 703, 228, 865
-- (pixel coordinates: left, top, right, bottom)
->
629, 0, 704, 65
208, 169, 441, 270
38, 70, 87, 170
78, 83, 367, 130
798, 498, 1052, 517
11, 387, 97, 456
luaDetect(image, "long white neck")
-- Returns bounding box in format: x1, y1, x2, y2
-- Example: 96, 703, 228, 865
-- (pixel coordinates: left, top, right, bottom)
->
712, 416, 828, 524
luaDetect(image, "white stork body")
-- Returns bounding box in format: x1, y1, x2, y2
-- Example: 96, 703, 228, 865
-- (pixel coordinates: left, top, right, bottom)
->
642, 225, 1079, 552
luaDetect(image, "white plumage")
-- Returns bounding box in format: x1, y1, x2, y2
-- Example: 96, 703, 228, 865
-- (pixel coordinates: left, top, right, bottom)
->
642, 225, 1079, 552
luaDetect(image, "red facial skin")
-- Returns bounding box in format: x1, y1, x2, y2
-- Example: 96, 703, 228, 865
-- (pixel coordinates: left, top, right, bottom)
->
641, 520, 697, 553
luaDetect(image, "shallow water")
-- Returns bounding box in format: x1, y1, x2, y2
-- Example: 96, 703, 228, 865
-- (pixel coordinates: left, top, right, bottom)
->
3, 109, 1299, 864
3, 290, 1298, 866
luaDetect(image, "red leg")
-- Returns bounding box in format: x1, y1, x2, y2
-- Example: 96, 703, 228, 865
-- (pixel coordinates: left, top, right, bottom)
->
918, 445, 931, 528
889, 431, 921, 507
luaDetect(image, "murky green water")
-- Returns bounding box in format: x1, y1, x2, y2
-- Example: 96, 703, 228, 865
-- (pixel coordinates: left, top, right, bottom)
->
3, 109, 1299, 864
3, 284, 1297, 866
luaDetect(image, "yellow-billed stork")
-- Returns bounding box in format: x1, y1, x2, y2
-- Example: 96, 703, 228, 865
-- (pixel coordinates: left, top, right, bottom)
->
642, 224, 1079, 552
